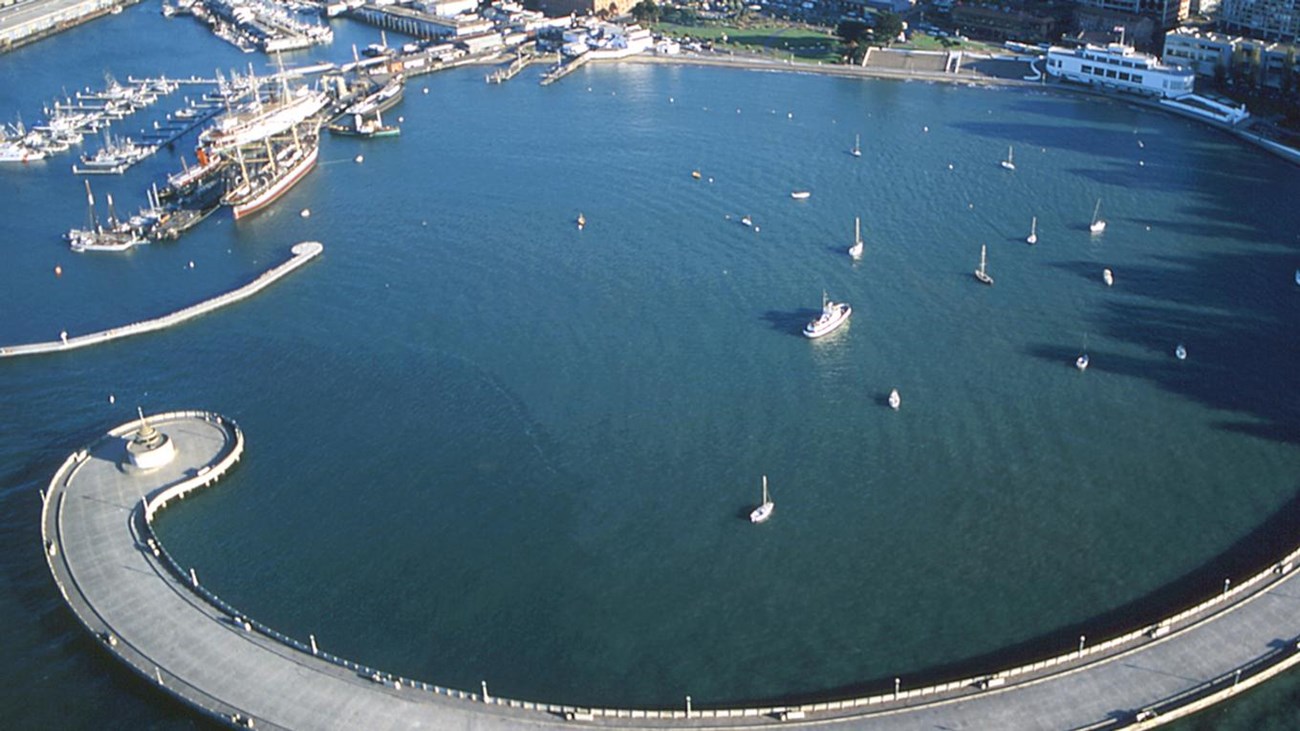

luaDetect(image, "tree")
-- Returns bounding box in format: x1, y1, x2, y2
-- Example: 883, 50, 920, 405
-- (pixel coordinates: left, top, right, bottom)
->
874, 12, 904, 47
631, 0, 660, 23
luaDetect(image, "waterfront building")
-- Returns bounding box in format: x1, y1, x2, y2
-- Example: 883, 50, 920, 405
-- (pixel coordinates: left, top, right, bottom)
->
1218, 0, 1300, 42
531, 0, 638, 18
1047, 41, 1197, 95
1164, 25, 1300, 87
1073, 0, 1189, 29
0, 0, 124, 51
951, 0, 1074, 44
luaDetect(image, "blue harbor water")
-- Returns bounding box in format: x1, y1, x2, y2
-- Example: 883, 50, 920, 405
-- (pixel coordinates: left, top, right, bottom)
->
2, 7, 1300, 729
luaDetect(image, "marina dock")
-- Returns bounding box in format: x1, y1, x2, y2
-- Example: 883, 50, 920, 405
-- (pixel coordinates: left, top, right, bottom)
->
38, 399, 1300, 729
540, 53, 590, 87
0, 241, 321, 359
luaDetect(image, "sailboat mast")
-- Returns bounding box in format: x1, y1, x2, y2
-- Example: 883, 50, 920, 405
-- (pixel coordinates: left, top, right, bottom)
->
855, 216, 861, 244
84, 180, 97, 232
762, 475, 769, 503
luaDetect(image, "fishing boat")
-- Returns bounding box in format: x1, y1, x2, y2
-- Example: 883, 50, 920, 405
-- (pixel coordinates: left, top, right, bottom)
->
1089, 199, 1106, 234
1000, 145, 1015, 170
327, 111, 400, 138
1027, 216, 1038, 245
974, 245, 993, 285
749, 475, 773, 524
1175, 343, 1187, 360
803, 291, 851, 338
1103, 268, 1114, 287
848, 217, 864, 260
851, 133, 861, 157
791, 190, 811, 200
65, 180, 147, 252
888, 388, 901, 410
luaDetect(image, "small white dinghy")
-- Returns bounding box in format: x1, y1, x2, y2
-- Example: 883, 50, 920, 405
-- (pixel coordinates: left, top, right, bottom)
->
888, 389, 901, 410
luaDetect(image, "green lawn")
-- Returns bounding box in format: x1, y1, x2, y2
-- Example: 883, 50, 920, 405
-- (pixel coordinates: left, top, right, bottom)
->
653, 21, 844, 63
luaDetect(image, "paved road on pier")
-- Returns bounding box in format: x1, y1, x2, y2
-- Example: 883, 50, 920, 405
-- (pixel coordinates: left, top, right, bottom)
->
42, 415, 1300, 729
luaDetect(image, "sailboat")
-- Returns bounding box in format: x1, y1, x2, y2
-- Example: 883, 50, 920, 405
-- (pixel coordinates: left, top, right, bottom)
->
576, 212, 585, 230
888, 388, 901, 410
1026, 216, 1038, 245
1000, 145, 1015, 170
851, 133, 861, 158
848, 217, 864, 260
1089, 199, 1106, 234
1175, 343, 1187, 361
974, 244, 993, 285
1103, 267, 1114, 286
749, 475, 773, 524
1076, 334, 1090, 371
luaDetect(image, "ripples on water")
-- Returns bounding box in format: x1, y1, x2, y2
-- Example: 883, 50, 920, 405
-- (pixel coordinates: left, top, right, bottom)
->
1, 9, 1299, 727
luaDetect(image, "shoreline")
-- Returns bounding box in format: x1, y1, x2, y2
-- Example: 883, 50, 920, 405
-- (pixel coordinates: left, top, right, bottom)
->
593, 51, 1300, 166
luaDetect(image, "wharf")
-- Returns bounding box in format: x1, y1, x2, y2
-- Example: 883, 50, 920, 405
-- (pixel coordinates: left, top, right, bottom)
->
0, 0, 137, 53
0, 241, 321, 359
486, 51, 546, 84
36, 397, 1300, 729
540, 53, 590, 86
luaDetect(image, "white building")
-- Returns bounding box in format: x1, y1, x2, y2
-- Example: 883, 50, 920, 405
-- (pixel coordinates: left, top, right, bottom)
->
1046, 43, 1196, 97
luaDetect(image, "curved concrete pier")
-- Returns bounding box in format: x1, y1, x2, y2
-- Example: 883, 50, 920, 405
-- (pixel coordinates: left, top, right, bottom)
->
1, 241, 322, 360
42, 416, 1300, 729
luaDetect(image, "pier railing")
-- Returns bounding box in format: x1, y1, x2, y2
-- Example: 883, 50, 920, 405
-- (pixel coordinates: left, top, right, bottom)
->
123, 420, 1300, 723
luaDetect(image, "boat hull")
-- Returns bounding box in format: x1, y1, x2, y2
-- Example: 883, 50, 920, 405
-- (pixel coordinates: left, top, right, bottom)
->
803, 304, 851, 338
229, 144, 318, 220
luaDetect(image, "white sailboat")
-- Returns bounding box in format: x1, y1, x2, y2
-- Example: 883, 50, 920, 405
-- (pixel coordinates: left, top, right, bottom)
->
888, 388, 901, 410
749, 475, 773, 524
1000, 145, 1015, 170
851, 133, 861, 158
974, 244, 993, 285
848, 217, 864, 260
1089, 199, 1106, 234
1026, 216, 1038, 245
1175, 343, 1187, 360
576, 212, 585, 230
1076, 334, 1090, 371
1103, 268, 1114, 286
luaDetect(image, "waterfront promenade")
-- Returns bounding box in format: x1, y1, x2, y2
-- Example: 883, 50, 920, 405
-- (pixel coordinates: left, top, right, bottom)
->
0, 241, 321, 359
41, 412, 1300, 729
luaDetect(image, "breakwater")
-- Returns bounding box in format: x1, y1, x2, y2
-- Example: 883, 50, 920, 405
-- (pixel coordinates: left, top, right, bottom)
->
39, 409, 1300, 729
0, 241, 321, 359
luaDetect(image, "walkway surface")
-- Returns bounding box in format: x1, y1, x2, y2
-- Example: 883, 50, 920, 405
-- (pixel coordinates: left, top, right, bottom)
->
1, 241, 321, 359
42, 414, 1300, 729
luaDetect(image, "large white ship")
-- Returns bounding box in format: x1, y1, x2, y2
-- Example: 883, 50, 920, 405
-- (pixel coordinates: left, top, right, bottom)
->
1045, 43, 1195, 99
201, 86, 328, 153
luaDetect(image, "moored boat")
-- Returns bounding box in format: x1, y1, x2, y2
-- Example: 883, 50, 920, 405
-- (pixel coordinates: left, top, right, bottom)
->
225, 136, 319, 220
974, 244, 994, 285
803, 291, 851, 338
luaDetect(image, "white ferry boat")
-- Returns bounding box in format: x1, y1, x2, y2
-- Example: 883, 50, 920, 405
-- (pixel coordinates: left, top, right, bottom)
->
803, 291, 851, 338
1045, 43, 1194, 99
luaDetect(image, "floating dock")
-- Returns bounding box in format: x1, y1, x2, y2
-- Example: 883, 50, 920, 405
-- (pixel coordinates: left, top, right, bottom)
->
0, 241, 321, 359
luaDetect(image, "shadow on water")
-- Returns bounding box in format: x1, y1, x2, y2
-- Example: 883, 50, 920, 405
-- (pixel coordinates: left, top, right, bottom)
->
1037, 244, 1300, 447
716, 476, 1300, 707
761, 308, 819, 336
